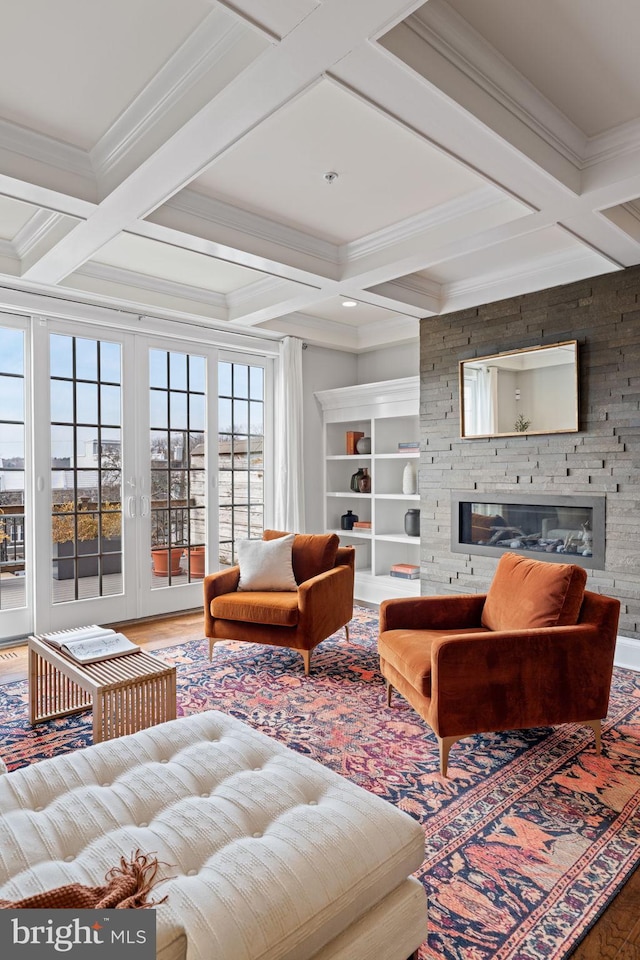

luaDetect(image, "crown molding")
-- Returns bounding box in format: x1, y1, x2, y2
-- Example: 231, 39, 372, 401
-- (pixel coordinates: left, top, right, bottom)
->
583, 117, 640, 168
165, 189, 339, 264
91, 10, 247, 180
356, 313, 419, 350
226, 274, 295, 310
315, 375, 419, 411
0, 118, 95, 182
344, 186, 502, 262
444, 246, 616, 302
365, 274, 441, 313
12, 210, 69, 261
74, 261, 228, 312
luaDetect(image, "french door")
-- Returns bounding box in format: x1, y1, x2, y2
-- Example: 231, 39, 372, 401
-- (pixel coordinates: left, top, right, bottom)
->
33, 322, 218, 632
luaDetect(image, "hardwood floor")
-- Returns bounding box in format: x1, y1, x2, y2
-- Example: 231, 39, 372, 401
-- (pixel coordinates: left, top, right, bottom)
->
0, 611, 638, 960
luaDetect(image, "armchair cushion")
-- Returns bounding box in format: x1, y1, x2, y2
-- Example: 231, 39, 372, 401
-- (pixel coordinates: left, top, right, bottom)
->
211, 590, 300, 626
481, 552, 587, 631
237, 534, 297, 591
378, 627, 490, 697
263, 529, 339, 584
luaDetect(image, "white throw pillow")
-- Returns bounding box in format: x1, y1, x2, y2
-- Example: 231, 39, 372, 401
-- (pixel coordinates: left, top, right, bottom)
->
237, 534, 297, 591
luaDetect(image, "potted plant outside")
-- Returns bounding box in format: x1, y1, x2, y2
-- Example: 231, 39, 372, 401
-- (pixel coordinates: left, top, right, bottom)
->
51, 502, 122, 580
186, 545, 206, 578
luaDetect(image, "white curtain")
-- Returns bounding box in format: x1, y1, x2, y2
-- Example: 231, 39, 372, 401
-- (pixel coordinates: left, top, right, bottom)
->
475, 365, 498, 435
274, 336, 306, 532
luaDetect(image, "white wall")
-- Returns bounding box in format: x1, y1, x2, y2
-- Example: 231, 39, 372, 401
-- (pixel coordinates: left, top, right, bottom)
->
357, 342, 419, 383
302, 346, 358, 532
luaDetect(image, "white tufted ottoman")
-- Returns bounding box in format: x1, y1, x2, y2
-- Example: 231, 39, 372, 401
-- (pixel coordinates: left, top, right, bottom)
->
0, 711, 427, 960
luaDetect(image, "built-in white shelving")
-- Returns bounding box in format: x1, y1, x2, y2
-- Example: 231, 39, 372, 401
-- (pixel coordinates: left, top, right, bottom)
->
315, 377, 421, 605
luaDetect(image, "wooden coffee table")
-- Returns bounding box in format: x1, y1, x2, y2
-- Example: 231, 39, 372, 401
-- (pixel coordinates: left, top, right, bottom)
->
28, 636, 177, 743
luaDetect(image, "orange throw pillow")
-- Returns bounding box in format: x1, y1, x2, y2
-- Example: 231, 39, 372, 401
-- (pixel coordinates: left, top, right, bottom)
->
263, 530, 339, 584
481, 552, 587, 631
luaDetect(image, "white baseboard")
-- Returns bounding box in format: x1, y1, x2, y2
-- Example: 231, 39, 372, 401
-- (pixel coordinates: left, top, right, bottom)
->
615, 635, 640, 672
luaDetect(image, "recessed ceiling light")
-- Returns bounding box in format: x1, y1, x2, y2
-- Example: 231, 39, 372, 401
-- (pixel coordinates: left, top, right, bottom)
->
342, 300, 358, 307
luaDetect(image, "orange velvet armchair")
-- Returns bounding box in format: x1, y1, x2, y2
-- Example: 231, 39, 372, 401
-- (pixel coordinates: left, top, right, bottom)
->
379, 552, 620, 776
204, 530, 355, 675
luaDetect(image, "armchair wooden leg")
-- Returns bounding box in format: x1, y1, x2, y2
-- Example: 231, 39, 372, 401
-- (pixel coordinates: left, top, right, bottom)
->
301, 650, 311, 676
386, 682, 393, 707
208, 638, 223, 661
438, 735, 460, 778
344, 623, 350, 642
585, 719, 602, 754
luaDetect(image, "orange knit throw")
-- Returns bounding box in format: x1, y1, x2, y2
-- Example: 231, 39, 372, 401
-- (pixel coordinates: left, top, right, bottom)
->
0, 851, 168, 910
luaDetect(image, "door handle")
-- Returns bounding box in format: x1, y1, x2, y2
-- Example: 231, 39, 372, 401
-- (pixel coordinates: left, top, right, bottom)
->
126, 496, 137, 518
140, 496, 150, 517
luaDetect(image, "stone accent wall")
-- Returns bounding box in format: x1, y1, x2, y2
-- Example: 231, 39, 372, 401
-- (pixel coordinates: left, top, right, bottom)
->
419, 265, 640, 639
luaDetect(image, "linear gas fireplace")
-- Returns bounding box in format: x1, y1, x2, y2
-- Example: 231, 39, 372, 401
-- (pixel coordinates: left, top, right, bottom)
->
451, 491, 605, 569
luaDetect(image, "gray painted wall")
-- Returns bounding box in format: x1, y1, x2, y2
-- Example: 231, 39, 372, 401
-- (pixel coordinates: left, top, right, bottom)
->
419, 265, 640, 640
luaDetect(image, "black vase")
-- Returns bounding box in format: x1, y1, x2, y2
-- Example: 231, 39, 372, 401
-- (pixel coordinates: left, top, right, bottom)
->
404, 508, 420, 537
341, 509, 358, 530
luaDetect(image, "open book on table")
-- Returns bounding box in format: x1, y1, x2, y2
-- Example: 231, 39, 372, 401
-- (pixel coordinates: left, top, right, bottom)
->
40, 624, 140, 664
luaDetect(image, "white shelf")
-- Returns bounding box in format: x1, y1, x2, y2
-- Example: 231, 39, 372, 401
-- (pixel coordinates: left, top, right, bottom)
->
376, 533, 420, 544
316, 377, 420, 605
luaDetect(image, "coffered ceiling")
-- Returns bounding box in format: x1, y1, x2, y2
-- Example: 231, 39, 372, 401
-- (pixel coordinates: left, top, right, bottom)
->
1, 0, 640, 351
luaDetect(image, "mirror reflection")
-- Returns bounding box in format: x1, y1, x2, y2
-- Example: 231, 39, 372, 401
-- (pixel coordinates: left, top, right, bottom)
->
460, 341, 578, 438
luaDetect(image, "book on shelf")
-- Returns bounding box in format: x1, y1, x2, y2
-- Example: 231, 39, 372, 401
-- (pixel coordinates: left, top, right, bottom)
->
390, 563, 420, 574
40, 624, 140, 664
345, 431, 365, 455
390, 569, 420, 579
397, 441, 419, 451
352, 520, 372, 528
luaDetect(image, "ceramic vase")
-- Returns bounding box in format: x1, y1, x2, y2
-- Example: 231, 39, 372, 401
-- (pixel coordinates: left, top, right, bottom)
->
402, 460, 417, 495
341, 509, 358, 530
357, 467, 371, 493
404, 508, 420, 537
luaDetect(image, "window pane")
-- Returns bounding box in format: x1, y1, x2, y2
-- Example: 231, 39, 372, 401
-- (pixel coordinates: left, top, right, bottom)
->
233, 399, 249, 433
51, 379, 74, 422
233, 366, 249, 398
0, 422, 24, 460
51, 424, 74, 465
189, 355, 205, 393
50, 334, 73, 378
249, 401, 263, 433
0, 375, 23, 416
170, 352, 187, 390
219, 362, 232, 396
0, 328, 23, 375
150, 390, 167, 429
100, 341, 121, 384
189, 393, 205, 431
169, 391, 188, 430
76, 338, 98, 381
76, 382, 98, 424
100, 384, 120, 425
249, 367, 263, 400
150, 350, 167, 388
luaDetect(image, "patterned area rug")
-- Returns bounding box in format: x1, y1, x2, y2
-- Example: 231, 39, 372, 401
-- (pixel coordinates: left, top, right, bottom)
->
1, 607, 640, 960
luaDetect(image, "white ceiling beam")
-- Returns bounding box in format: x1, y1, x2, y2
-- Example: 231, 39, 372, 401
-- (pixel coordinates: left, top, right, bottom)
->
21, 0, 425, 287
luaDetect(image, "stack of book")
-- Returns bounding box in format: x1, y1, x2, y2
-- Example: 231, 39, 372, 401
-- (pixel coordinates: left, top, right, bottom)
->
389, 563, 420, 580
352, 520, 372, 529
397, 441, 419, 452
